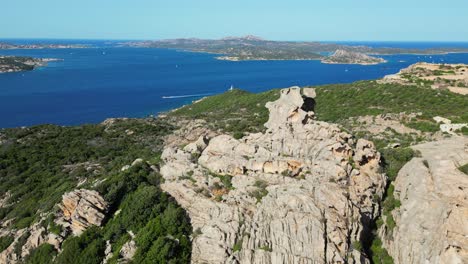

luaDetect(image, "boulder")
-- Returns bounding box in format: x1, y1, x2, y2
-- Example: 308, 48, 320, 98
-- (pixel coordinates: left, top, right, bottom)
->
57, 189, 108, 235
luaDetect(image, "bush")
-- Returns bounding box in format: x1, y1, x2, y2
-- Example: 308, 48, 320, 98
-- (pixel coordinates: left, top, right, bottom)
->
55, 226, 105, 264
0, 235, 14, 252
380, 148, 415, 181
24, 243, 57, 264
459, 163, 468, 175
370, 237, 394, 264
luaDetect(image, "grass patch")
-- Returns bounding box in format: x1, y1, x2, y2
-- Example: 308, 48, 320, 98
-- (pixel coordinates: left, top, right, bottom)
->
405, 121, 440, 133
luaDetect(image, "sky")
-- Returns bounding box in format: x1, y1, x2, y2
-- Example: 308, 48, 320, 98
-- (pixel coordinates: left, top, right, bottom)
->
1, 0, 467, 41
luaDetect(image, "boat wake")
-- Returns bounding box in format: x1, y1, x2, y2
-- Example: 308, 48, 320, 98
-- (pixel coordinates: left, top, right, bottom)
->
162, 93, 211, 99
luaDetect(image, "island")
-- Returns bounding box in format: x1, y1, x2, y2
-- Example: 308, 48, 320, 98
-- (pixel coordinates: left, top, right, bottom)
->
120, 35, 468, 63
321, 49, 386, 65
0, 56, 58, 73
0, 42, 88, 49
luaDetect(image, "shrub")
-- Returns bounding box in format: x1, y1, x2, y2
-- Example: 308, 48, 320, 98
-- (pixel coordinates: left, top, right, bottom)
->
24, 243, 57, 264
0, 235, 14, 252
233, 239, 243, 252
370, 237, 394, 264
459, 163, 468, 175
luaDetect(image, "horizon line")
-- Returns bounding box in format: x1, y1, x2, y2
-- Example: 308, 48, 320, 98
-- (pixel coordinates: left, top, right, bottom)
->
1, 37, 468, 43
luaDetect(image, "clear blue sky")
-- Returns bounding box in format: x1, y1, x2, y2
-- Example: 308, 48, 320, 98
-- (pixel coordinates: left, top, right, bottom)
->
1, 0, 467, 41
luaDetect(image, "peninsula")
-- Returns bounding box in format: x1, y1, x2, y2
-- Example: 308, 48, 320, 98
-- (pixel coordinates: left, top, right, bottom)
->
0, 42, 88, 50
0, 56, 57, 73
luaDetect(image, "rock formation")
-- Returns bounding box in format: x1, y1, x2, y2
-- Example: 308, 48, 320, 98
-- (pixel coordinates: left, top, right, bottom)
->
381, 137, 468, 264
160, 87, 386, 263
57, 189, 108, 235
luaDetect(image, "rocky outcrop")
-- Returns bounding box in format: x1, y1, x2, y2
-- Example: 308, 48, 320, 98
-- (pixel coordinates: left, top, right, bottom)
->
381, 137, 468, 264
57, 189, 108, 235
0, 221, 64, 264
160, 87, 386, 263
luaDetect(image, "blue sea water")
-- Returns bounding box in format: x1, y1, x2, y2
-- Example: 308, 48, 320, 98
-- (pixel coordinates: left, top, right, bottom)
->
1, 40, 468, 128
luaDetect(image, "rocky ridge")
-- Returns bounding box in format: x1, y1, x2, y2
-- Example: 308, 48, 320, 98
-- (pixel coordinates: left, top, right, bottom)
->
160, 87, 387, 263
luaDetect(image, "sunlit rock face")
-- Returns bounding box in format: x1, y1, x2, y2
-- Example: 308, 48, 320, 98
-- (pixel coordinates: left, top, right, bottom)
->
161, 86, 386, 264
381, 137, 468, 264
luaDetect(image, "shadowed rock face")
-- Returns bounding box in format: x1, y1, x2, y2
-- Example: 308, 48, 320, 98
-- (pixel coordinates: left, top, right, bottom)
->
381, 137, 468, 264
160, 86, 386, 264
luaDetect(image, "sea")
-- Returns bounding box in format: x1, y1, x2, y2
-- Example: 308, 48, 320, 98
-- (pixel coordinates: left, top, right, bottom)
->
1, 39, 468, 128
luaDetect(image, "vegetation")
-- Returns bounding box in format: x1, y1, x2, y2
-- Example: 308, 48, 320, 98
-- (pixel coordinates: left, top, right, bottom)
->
250, 180, 269, 203
2, 78, 466, 262
313, 81, 468, 124
363, 148, 415, 264
0, 119, 192, 263
0, 235, 13, 252
25, 244, 57, 264
170, 81, 468, 139
170, 89, 280, 135
405, 121, 439, 133
0, 56, 38, 72
459, 163, 468, 175
370, 237, 394, 264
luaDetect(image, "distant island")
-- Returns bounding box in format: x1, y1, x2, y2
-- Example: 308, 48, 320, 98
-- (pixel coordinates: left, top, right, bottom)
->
120, 35, 468, 64
0, 56, 58, 73
321, 49, 386, 65
0, 42, 88, 49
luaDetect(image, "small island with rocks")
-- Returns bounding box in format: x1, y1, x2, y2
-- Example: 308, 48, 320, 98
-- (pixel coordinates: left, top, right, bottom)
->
0, 56, 58, 73
321, 49, 387, 65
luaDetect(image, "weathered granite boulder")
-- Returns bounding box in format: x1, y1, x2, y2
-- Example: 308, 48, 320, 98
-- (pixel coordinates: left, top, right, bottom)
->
57, 189, 108, 235
381, 137, 468, 264
160, 87, 386, 263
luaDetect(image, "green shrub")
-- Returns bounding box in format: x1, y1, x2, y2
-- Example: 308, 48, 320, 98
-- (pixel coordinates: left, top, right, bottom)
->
380, 148, 415, 181
24, 243, 57, 264
233, 239, 243, 252
0, 235, 14, 252
459, 163, 468, 175
370, 237, 394, 264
